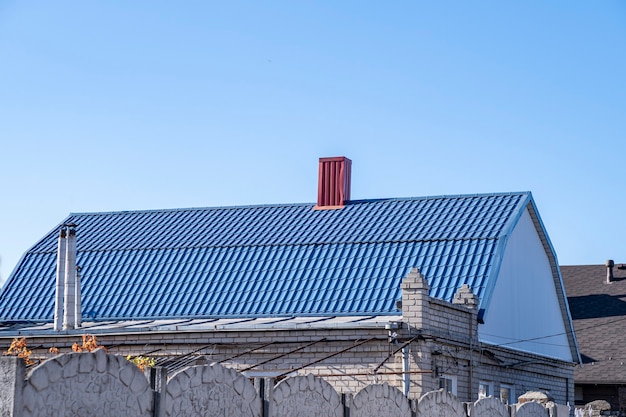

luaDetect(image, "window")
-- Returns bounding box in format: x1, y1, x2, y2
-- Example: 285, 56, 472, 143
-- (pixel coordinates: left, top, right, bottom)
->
500, 384, 515, 405
478, 381, 493, 399
439, 375, 458, 395
575, 386, 584, 404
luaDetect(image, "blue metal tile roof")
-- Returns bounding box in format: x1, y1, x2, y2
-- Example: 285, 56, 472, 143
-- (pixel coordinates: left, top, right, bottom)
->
0, 192, 532, 321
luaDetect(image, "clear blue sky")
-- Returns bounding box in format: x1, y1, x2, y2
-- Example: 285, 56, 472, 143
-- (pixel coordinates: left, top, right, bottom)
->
1, 1, 625, 284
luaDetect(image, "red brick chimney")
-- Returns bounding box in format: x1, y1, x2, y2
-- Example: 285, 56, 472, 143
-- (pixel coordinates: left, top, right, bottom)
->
315, 156, 351, 209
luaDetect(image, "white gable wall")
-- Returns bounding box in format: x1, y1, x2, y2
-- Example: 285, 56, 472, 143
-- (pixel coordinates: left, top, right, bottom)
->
478, 208, 573, 362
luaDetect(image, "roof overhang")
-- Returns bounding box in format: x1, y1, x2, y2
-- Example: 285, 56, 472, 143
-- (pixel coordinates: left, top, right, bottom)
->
0, 315, 403, 338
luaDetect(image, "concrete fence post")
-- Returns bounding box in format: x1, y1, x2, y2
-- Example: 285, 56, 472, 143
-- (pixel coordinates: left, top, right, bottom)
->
0, 356, 25, 417
149, 366, 168, 417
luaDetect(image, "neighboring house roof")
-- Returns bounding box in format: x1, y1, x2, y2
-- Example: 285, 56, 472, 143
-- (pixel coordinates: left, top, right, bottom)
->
0, 192, 545, 323
561, 264, 626, 384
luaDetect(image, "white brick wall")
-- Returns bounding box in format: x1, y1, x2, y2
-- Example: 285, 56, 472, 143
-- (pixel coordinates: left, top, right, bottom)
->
0, 270, 574, 404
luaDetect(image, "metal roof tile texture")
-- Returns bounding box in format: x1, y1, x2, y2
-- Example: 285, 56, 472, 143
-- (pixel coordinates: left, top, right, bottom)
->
0, 193, 528, 321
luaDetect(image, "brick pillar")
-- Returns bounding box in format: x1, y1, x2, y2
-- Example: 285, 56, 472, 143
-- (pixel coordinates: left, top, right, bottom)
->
0, 356, 25, 417
451, 284, 480, 347
452, 284, 479, 308
401, 268, 430, 330
400, 268, 434, 398
452, 283, 480, 401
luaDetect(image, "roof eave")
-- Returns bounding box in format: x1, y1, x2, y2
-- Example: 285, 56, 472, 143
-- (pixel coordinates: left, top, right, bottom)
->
0, 315, 403, 338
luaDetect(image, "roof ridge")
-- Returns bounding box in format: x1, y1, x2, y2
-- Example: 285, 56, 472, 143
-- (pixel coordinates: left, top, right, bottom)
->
67, 191, 531, 217
68, 201, 315, 216
357, 190, 530, 201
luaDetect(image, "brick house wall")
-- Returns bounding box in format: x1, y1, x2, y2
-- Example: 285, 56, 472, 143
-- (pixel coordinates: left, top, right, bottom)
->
0, 270, 575, 404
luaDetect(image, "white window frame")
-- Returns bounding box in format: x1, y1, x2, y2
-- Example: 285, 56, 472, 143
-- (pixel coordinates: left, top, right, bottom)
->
439, 374, 458, 396
478, 381, 494, 399
500, 384, 515, 405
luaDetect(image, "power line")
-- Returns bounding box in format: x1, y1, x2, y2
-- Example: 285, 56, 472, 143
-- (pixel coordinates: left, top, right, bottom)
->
480, 315, 626, 348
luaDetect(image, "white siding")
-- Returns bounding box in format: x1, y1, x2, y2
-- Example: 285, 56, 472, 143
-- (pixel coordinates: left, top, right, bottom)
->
478, 208, 572, 361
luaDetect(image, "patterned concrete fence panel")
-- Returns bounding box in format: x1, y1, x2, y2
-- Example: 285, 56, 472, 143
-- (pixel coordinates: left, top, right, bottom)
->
22, 349, 152, 417
271, 374, 343, 417
470, 396, 510, 417
165, 363, 261, 417
0, 354, 574, 417
351, 383, 411, 417
516, 401, 550, 417
547, 402, 571, 417
416, 389, 466, 417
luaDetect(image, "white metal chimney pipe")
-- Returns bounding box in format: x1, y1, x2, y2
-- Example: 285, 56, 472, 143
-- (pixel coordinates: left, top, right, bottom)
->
53, 227, 67, 331
63, 223, 77, 330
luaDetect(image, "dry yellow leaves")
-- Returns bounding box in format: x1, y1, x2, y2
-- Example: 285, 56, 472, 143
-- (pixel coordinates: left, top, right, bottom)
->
3, 337, 34, 365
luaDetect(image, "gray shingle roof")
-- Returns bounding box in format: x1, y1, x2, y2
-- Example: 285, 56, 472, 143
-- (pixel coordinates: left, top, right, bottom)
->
561, 264, 626, 384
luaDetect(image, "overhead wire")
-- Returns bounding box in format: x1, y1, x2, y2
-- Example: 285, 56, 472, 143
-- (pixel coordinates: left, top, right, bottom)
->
480, 314, 626, 348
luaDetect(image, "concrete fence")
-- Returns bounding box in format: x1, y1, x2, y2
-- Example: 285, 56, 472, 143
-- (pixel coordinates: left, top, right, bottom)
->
0, 350, 570, 417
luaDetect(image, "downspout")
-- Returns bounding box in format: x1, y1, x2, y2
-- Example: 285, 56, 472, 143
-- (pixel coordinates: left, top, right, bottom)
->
53, 227, 67, 331
469, 309, 474, 402
402, 345, 410, 397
